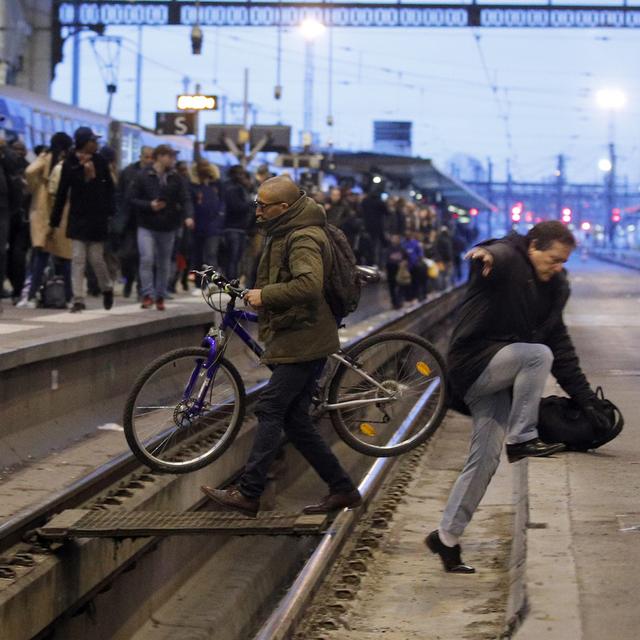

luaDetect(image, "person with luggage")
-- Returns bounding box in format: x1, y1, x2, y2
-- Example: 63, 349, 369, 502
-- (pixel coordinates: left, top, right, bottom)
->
201, 175, 361, 517
19, 132, 74, 308
427, 221, 610, 574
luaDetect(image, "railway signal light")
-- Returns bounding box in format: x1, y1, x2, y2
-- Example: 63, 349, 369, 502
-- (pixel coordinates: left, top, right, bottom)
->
611, 208, 621, 223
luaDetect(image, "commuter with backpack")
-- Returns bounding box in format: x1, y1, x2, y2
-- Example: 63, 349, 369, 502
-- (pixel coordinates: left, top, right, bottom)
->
201, 175, 362, 517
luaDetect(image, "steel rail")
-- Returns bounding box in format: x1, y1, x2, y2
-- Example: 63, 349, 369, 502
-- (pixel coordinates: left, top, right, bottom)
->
0, 289, 457, 554
254, 378, 439, 640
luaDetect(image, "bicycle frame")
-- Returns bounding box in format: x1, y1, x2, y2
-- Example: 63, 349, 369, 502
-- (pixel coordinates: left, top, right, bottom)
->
181, 288, 426, 418
180, 297, 265, 413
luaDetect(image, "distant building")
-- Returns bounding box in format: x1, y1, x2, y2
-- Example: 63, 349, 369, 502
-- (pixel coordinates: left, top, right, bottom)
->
373, 121, 412, 156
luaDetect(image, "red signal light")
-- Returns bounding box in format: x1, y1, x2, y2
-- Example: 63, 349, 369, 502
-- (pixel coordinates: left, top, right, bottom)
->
469, 208, 479, 216
611, 208, 621, 223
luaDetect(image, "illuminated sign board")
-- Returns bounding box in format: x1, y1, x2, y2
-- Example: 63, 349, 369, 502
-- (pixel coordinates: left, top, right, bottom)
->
54, 2, 640, 29
177, 94, 218, 110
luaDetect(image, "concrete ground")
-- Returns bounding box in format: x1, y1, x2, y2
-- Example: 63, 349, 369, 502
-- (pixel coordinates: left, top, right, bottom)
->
517, 257, 640, 640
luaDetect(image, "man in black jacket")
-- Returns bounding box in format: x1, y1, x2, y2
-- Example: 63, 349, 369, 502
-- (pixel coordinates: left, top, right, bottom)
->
127, 144, 193, 310
114, 146, 153, 297
50, 127, 114, 313
426, 221, 608, 574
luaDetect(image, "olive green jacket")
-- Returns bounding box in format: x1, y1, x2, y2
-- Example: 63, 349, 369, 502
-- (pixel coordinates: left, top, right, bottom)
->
257, 193, 339, 364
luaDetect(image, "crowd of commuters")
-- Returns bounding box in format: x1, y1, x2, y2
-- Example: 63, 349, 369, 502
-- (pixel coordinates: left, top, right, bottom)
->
0, 127, 472, 315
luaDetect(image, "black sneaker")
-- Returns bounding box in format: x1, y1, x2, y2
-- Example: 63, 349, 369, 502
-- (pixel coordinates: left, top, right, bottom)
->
506, 438, 565, 463
70, 302, 86, 313
425, 530, 475, 574
103, 289, 114, 310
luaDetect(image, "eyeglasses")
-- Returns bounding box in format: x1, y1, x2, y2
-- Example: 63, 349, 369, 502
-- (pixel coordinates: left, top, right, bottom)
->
252, 199, 283, 210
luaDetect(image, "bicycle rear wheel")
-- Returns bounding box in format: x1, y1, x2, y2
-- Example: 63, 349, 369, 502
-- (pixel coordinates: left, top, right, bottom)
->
328, 332, 447, 457
123, 347, 245, 473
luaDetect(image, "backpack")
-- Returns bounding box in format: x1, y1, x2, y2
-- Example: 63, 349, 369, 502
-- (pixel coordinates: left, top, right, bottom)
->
284, 224, 361, 319
538, 387, 623, 451
39, 263, 67, 309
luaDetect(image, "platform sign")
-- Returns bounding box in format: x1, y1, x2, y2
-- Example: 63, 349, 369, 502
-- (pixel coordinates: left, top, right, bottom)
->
177, 94, 218, 111
155, 111, 196, 136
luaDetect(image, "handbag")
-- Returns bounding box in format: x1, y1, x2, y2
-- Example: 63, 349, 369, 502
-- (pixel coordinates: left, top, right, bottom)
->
396, 262, 412, 286
538, 387, 623, 451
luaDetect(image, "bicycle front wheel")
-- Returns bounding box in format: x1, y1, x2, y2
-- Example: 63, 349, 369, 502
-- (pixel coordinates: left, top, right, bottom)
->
123, 347, 246, 473
328, 332, 447, 457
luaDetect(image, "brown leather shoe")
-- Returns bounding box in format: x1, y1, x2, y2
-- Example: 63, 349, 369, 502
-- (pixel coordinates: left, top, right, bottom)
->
155, 297, 166, 311
201, 486, 259, 518
140, 295, 153, 309
303, 489, 362, 515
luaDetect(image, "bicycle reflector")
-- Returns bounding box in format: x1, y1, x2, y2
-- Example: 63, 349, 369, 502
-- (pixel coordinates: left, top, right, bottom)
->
416, 362, 431, 376
359, 423, 377, 437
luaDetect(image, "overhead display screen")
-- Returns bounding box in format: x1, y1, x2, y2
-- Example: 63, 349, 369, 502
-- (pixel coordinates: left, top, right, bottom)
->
55, 2, 640, 29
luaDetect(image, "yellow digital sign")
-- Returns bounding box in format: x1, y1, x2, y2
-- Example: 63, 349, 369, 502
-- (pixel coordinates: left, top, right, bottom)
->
177, 95, 218, 111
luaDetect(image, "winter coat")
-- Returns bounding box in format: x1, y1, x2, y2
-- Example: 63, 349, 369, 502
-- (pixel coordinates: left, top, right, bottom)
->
447, 233, 593, 412
50, 152, 114, 242
113, 160, 146, 235
360, 194, 387, 240
256, 192, 339, 364
223, 179, 254, 232
0, 145, 18, 217
326, 200, 352, 228
190, 165, 224, 237
47, 162, 72, 259
128, 166, 193, 232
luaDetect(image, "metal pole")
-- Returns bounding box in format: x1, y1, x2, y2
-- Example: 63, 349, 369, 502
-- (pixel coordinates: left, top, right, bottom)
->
135, 25, 143, 123
486, 157, 493, 238
303, 41, 314, 138
607, 141, 616, 244
72, 31, 80, 106
555, 153, 565, 220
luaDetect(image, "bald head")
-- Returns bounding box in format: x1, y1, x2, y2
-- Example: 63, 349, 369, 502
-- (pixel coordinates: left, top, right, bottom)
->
259, 175, 300, 206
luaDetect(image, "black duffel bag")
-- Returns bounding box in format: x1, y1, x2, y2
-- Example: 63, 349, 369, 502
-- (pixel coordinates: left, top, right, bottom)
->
538, 387, 623, 451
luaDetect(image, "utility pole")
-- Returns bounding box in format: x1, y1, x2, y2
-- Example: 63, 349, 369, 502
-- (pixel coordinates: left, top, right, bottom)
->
486, 157, 494, 238
135, 26, 143, 123
606, 142, 616, 244
505, 158, 513, 233
555, 154, 565, 220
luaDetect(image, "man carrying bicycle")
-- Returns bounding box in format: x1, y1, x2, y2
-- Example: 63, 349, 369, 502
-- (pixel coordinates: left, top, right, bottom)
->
201, 175, 362, 517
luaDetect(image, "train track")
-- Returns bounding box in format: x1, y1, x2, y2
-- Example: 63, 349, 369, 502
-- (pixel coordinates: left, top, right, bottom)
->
0, 288, 462, 640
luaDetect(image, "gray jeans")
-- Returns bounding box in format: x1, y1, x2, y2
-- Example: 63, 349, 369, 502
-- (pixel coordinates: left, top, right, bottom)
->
72, 240, 113, 304
440, 342, 553, 539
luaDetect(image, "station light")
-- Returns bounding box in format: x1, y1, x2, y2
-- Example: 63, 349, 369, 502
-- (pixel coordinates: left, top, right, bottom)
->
511, 203, 522, 222
561, 207, 572, 224
525, 211, 533, 223
581, 221, 592, 231
598, 158, 613, 172
469, 208, 479, 216
299, 18, 326, 41
190, 25, 203, 55
177, 94, 218, 110
372, 175, 383, 184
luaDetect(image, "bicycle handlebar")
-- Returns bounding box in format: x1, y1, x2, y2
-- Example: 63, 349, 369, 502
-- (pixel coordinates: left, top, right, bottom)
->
191, 266, 249, 299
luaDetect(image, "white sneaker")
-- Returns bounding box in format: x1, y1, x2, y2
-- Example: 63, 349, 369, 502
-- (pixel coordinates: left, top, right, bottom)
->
16, 298, 37, 309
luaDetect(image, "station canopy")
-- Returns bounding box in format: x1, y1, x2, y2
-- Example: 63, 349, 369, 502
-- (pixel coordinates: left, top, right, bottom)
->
330, 152, 495, 211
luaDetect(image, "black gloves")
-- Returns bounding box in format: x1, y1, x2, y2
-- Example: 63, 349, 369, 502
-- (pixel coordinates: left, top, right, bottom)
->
578, 396, 612, 434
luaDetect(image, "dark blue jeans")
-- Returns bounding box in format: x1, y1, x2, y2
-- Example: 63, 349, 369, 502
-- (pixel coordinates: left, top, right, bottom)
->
239, 358, 356, 499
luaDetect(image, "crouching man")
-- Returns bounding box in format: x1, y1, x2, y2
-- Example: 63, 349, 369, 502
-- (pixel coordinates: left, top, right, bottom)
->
427, 221, 608, 573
